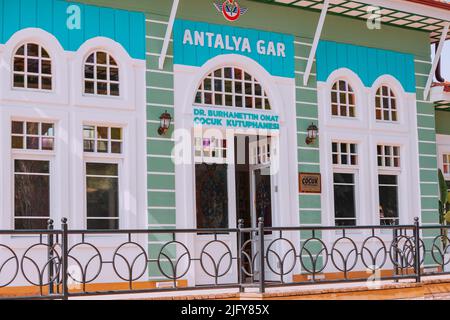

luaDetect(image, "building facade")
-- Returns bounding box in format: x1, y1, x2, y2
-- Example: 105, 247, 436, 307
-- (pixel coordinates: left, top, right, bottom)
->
0, 0, 449, 287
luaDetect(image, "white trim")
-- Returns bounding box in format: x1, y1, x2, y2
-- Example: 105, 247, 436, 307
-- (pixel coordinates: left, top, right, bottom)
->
304, 0, 329, 86
423, 22, 449, 99
159, 0, 179, 70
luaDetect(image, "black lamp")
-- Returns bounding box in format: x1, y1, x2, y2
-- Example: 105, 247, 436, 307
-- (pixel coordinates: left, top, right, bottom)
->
305, 123, 318, 145
158, 111, 172, 136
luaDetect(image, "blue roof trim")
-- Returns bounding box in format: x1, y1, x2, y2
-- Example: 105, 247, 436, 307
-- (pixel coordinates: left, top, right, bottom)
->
0, 0, 146, 60
317, 40, 416, 93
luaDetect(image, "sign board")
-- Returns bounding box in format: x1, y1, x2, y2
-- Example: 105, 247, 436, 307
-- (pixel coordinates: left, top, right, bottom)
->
174, 19, 295, 78
193, 106, 280, 130
299, 173, 321, 194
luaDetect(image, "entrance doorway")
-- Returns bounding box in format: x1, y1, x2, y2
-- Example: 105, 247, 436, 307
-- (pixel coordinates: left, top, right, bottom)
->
234, 135, 275, 283
193, 131, 277, 285
235, 135, 273, 229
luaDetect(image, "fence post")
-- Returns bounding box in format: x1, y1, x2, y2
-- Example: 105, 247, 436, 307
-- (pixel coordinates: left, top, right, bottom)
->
413, 217, 421, 283
61, 218, 69, 300
237, 219, 244, 293
258, 217, 265, 294
47, 219, 54, 295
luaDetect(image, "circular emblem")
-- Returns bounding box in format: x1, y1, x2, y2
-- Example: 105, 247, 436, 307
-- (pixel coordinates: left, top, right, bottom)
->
214, 0, 248, 22
222, 0, 241, 22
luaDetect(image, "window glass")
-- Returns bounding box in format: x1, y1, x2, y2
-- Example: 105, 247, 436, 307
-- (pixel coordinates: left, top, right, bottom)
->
379, 175, 399, 225
332, 142, 358, 166
13, 43, 52, 90
84, 51, 120, 96
83, 125, 122, 154
195, 67, 270, 110
375, 86, 397, 122
195, 164, 228, 229
331, 80, 356, 118
377, 145, 400, 168
333, 173, 356, 226
11, 121, 55, 151
86, 163, 119, 230
14, 160, 50, 230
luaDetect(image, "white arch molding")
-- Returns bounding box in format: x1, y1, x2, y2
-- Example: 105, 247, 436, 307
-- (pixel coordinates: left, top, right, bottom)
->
173, 53, 299, 286
0, 28, 68, 104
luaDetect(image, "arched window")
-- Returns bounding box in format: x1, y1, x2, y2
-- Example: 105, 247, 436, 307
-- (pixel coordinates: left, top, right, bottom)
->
375, 85, 397, 122
13, 43, 52, 90
331, 80, 356, 118
195, 67, 271, 110
84, 51, 119, 96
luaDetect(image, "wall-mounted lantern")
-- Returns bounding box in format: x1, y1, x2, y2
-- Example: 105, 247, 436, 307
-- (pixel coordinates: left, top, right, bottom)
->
158, 111, 172, 136
305, 123, 318, 145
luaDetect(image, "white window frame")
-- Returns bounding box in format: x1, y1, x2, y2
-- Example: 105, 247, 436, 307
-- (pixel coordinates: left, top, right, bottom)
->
12, 156, 53, 230
377, 171, 400, 226
194, 66, 271, 110
84, 159, 122, 230
83, 50, 120, 97
330, 79, 356, 119
331, 140, 360, 227
375, 85, 398, 123
318, 68, 421, 233
11, 120, 56, 152
83, 124, 123, 155
12, 42, 53, 92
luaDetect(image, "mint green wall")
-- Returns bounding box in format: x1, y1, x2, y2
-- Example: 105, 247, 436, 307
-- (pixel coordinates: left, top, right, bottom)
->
72, 0, 440, 269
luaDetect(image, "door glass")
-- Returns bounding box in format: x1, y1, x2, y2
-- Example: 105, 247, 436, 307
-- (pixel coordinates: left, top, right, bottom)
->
195, 163, 228, 229
14, 160, 50, 230
254, 168, 272, 229
86, 163, 119, 230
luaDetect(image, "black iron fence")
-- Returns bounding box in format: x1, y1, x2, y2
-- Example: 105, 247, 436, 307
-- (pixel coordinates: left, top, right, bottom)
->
0, 217, 449, 300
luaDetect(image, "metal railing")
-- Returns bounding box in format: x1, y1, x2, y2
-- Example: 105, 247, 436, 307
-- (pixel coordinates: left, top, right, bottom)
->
0, 217, 449, 300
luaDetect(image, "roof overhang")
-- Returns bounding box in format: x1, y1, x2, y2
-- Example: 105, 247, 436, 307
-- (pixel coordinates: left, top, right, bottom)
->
253, 0, 450, 42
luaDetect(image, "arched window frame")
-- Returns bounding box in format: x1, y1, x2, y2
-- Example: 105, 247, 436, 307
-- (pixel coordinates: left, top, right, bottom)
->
375, 84, 398, 123
83, 50, 120, 97
330, 79, 356, 118
12, 42, 53, 91
194, 66, 272, 110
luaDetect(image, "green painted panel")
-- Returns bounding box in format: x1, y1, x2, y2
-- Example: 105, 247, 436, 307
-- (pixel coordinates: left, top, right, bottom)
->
295, 88, 318, 103
298, 149, 320, 164
420, 170, 438, 183
419, 156, 438, 169
418, 129, 438, 143
420, 183, 439, 197
418, 143, 437, 156
147, 159, 174, 173
299, 194, 321, 208
296, 105, 318, 119
417, 102, 435, 116
421, 197, 439, 210
147, 72, 174, 89
148, 209, 176, 225
146, 56, 174, 72
148, 174, 175, 190
300, 210, 321, 224
298, 164, 320, 173
147, 38, 173, 56
149, 243, 175, 260
148, 192, 176, 207
417, 115, 436, 129
147, 140, 174, 155
421, 212, 440, 224
147, 90, 174, 106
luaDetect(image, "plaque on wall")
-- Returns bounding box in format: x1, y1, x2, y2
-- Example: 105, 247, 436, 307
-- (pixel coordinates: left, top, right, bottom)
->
299, 173, 322, 194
